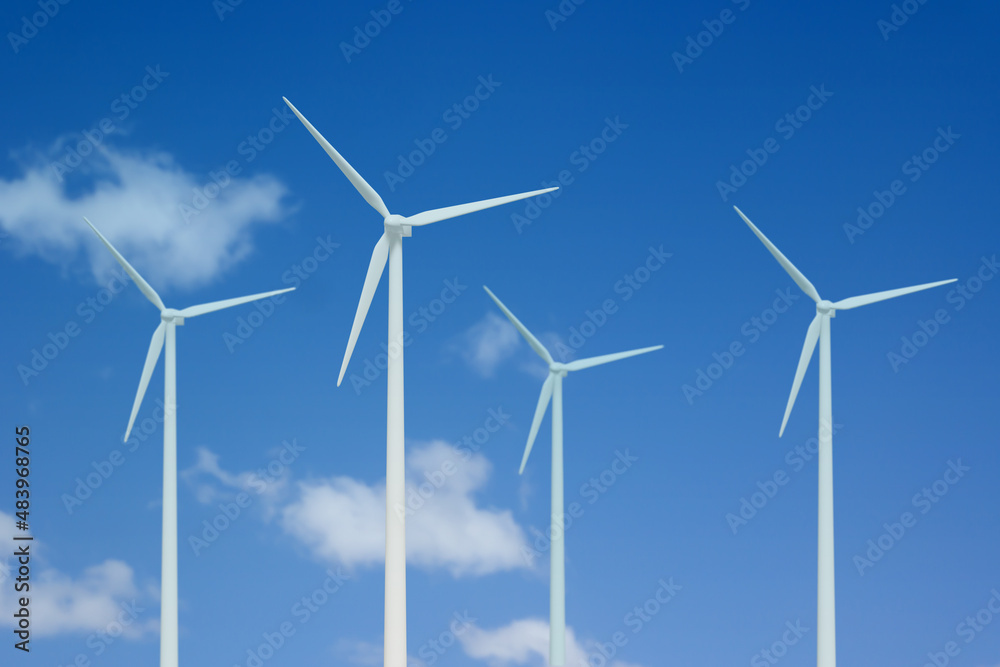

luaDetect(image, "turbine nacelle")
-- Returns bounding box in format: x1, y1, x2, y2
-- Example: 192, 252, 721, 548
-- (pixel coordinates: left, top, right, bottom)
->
384, 214, 412, 237
160, 308, 185, 325
548, 362, 569, 376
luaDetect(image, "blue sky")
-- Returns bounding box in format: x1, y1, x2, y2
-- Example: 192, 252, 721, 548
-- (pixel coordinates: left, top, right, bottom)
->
1, 1, 998, 665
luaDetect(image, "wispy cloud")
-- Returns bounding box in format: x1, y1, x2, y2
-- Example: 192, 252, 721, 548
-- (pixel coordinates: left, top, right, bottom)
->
189, 440, 530, 577
337, 639, 392, 666
455, 311, 522, 377
460, 617, 646, 667
0, 143, 291, 291
0, 512, 156, 638
182, 446, 291, 508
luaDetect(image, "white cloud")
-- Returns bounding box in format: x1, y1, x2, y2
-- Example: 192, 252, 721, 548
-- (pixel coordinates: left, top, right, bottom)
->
181, 442, 302, 525
281, 475, 385, 566
182, 446, 290, 505
183, 447, 247, 505
454, 311, 573, 380
280, 440, 529, 577
459, 617, 645, 667
0, 143, 291, 291
457, 311, 523, 377
539, 331, 573, 362
0, 512, 156, 638
335, 638, 430, 667
336, 638, 387, 666
29, 560, 156, 638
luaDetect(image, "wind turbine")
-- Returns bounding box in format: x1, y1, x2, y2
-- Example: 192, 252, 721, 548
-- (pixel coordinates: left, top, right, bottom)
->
733, 206, 955, 667
83, 217, 294, 667
483, 285, 661, 666
282, 96, 556, 667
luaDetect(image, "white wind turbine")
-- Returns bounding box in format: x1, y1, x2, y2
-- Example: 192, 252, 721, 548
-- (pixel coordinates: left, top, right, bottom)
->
484, 285, 661, 666
734, 206, 955, 667
283, 97, 556, 667
84, 217, 294, 667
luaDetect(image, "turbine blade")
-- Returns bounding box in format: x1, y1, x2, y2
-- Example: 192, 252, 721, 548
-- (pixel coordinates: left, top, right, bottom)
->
405, 187, 558, 227
564, 345, 663, 372
125, 322, 166, 441
832, 279, 957, 310
733, 207, 821, 303
83, 217, 165, 311
178, 287, 296, 318
779, 314, 822, 437
337, 233, 390, 386
283, 97, 391, 219
482, 286, 553, 364
520, 374, 554, 474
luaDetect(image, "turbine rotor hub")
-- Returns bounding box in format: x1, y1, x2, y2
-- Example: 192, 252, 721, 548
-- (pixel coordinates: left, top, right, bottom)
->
161, 308, 184, 324
384, 214, 412, 237
549, 362, 568, 375
817, 299, 836, 316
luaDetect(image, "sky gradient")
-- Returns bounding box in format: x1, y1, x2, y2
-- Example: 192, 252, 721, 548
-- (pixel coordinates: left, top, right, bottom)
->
1, 1, 998, 666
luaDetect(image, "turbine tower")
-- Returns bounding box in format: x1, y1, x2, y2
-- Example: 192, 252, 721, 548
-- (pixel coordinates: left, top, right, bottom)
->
84, 217, 293, 667
484, 285, 661, 666
283, 97, 556, 667
734, 206, 954, 667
